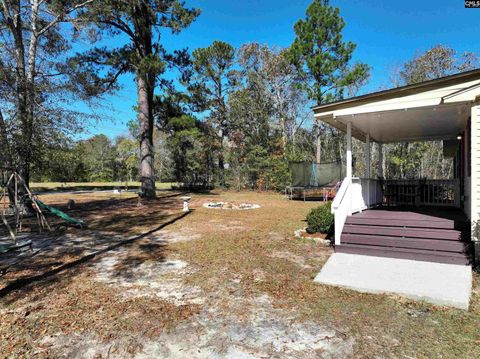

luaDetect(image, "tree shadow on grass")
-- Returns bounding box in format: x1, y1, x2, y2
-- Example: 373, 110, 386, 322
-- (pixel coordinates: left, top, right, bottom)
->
0, 209, 192, 303
38, 191, 193, 235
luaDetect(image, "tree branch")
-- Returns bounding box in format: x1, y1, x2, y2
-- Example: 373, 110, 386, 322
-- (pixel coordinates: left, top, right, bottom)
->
37, 0, 95, 36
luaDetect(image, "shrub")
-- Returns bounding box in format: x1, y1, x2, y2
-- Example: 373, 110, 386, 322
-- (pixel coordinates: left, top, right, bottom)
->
306, 201, 334, 234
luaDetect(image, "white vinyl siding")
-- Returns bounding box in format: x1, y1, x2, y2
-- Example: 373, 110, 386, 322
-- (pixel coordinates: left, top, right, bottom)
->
464, 119, 471, 219
471, 105, 480, 245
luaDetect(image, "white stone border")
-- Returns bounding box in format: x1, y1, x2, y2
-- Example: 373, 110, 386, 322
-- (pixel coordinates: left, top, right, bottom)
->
294, 228, 331, 246
202, 202, 261, 210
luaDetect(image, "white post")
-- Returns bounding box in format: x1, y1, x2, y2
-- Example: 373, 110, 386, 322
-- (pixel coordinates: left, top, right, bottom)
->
316, 125, 321, 163
471, 105, 480, 264
365, 134, 370, 179
346, 121, 352, 179
377, 143, 383, 178
365, 134, 370, 207
346, 121, 353, 215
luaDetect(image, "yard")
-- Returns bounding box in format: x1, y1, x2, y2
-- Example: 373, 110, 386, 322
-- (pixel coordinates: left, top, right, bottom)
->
29, 181, 174, 193
0, 189, 479, 358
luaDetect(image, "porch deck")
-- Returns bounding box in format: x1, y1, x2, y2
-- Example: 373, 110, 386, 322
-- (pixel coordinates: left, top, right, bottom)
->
336, 207, 472, 265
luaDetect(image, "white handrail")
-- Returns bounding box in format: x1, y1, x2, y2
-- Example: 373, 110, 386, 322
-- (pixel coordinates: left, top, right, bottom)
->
332, 177, 384, 246
331, 176, 460, 247
331, 177, 352, 245
332, 178, 350, 213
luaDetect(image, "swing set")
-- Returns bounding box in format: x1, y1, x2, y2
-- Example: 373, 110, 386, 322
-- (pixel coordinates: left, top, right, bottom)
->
0, 167, 87, 274
0, 167, 51, 254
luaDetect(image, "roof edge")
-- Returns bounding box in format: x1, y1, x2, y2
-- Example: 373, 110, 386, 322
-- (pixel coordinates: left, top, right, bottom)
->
312, 68, 480, 113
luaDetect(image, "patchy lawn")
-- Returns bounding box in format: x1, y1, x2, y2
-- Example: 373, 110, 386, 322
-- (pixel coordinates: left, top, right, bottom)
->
0, 190, 479, 358
30, 181, 174, 193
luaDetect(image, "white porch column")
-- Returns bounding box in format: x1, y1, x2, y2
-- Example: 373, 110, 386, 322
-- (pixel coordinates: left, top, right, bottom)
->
377, 143, 383, 178
346, 121, 352, 178
316, 125, 321, 163
471, 104, 480, 264
346, 121, 353, 216
365, 134, 371, 207
365, 134, 370, 178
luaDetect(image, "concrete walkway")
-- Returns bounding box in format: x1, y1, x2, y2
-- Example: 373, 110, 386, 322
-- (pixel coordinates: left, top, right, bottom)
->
314, 253, 472, 309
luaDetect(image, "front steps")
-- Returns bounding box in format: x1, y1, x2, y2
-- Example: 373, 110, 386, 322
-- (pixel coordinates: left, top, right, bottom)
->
335, 209, 471, 265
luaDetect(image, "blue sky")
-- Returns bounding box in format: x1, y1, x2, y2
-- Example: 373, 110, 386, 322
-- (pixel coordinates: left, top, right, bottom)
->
81, 0, 479, 139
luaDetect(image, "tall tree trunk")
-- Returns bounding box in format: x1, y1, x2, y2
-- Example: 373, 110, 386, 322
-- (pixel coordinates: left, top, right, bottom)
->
21, 0, 40, 189
1, 0, 37, 191
137, 74, 156, 198
9, 0, 30, 193
0, 109, 12, 166
217, 127, 225, 186
133, 2, 156, 199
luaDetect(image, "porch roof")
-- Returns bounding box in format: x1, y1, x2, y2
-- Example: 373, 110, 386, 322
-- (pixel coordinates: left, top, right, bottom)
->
313, 69, 480, 143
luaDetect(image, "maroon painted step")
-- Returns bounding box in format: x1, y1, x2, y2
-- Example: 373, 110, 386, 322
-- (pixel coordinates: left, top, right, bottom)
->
342, 224, 462, 241
351, 209, 466, 222
335, 244, 471, 265
345, 216, 457, 230
339, 208, 471, 264
340, 233, 468, 252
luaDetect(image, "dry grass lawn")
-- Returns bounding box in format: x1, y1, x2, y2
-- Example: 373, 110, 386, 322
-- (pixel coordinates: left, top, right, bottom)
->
0, 189, 478, 358
30, 181, 174, 193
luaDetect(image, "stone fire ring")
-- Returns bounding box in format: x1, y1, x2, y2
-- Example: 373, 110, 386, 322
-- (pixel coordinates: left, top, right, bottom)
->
203, 202, 261, 210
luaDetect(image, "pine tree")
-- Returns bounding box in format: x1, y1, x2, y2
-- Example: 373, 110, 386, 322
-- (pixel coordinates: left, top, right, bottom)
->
0, 0, 98, 189
289, 0, 370, 104
76, 0, 200, 198
188, 41, 236, 184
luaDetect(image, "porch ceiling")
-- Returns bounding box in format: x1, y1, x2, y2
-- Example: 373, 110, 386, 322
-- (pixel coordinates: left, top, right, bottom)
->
313, 70, 480, 143
320, 102, 471, 143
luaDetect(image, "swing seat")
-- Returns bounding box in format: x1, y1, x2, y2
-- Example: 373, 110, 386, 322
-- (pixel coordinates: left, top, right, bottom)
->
0, 240, 32, 254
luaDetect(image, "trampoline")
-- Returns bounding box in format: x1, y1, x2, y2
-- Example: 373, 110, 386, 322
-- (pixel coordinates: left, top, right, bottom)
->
286, 161, 345, 201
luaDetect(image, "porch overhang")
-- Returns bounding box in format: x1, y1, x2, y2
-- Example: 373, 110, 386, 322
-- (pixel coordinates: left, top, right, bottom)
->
313, 69, 480, 143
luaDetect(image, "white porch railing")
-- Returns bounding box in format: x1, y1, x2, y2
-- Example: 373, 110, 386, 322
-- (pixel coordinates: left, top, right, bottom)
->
351, 178, 383, 212
383, 179, 461, 207
331, 177, 352, 245
331, 177, 460, 245
332, 177, 383, 245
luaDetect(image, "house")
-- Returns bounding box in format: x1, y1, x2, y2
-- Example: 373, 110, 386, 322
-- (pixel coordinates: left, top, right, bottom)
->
312, 69, 480, 308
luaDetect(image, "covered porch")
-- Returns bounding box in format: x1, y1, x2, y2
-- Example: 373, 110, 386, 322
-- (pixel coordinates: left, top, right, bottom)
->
313, 70, 480, 265
312, 70, 480, 309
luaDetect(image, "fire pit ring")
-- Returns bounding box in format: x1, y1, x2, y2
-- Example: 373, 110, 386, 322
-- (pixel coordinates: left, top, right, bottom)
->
203, 202, 260, 210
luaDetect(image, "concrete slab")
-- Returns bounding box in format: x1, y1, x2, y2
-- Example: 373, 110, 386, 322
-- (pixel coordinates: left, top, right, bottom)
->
314, 253, 472, 309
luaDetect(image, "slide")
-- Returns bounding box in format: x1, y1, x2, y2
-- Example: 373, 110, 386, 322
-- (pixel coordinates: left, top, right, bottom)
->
34, 199, 85, 227
0, 240, 32, 254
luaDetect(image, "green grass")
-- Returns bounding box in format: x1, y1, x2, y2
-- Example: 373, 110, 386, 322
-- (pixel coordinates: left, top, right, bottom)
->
30, 181, 175, 192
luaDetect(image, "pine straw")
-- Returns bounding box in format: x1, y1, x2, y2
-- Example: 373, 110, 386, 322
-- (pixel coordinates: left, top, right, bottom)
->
0, 269, 199, 357
0, 190, 479, 358
168, 191, 480, 359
